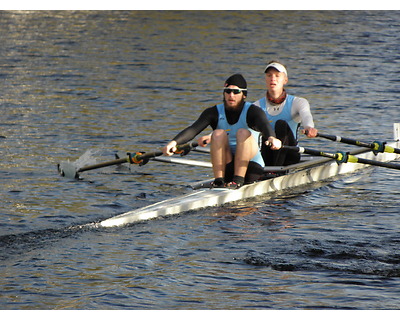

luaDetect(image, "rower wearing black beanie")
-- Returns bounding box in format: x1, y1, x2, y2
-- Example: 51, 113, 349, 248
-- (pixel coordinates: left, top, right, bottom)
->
162, 74, 281, 189
224, 73, 248, 96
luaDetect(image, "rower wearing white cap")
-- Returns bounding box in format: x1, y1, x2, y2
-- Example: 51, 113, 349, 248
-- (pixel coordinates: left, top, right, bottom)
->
254, 60, 318, 166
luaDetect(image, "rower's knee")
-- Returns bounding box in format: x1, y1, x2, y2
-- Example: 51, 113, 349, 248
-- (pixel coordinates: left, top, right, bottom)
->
236, 128, 252, 142
212, 129, 228, 141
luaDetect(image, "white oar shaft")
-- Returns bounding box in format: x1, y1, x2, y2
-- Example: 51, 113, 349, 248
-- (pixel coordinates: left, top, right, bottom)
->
152, 156, 212, 168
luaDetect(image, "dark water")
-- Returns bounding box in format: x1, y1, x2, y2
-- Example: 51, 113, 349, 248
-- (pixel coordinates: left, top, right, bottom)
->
1, 11, 400, 309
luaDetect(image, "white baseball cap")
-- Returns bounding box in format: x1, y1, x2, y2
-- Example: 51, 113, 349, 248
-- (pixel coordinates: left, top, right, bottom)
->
264, 62, 288, 76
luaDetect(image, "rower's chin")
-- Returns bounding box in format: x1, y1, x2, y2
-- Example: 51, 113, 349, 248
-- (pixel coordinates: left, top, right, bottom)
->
226, 101, 237, 107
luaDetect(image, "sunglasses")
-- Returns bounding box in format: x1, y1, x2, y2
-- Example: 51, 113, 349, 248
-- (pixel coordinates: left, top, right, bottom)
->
223, 88, 247, 95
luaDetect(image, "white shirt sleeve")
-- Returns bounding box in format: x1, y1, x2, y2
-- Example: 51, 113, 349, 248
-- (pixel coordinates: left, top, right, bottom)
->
291, 96, 314, 128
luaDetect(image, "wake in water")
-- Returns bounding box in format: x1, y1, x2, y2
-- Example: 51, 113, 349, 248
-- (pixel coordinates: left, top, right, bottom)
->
0, 222, 98, 261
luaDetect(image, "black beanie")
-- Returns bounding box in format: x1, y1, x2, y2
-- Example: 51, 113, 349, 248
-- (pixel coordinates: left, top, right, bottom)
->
224, 73, 247, 90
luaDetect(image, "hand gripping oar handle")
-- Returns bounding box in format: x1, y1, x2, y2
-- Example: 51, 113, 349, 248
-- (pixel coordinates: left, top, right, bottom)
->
317, 133, 400, 155
283, 145, 400, 170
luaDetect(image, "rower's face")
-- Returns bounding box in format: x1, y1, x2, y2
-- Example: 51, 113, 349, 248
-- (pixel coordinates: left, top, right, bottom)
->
265, 69, 288, 92
223, 85, 246, 108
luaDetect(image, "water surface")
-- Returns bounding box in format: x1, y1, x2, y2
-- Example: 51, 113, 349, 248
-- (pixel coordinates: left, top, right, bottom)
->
1, 10, 400, 309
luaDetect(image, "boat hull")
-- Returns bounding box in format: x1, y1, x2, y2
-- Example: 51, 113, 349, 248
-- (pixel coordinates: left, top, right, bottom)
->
99, 141, 400, 228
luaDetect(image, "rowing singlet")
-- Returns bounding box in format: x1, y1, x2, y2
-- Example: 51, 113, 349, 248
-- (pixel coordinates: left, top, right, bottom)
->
215, 102, 264, 167
255, 95, 299, 140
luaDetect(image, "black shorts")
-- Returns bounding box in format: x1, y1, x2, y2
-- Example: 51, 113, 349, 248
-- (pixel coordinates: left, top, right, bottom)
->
261, 119, 301, 166
224, 160, 265, 184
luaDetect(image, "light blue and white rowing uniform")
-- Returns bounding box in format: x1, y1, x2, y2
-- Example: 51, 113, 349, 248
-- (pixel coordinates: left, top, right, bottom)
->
254, 94, 300, 140
215, 102, 265, 167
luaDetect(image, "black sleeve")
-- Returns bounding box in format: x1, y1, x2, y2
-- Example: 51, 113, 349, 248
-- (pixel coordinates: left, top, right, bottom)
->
246, 105, 276, 138
171, 106, 219, 144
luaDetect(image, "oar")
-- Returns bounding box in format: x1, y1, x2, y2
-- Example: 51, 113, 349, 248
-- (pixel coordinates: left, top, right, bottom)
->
58, 141, 199, 179
316, 133, 400, 155
114, 152, 212, 168
283, 145, 400, 170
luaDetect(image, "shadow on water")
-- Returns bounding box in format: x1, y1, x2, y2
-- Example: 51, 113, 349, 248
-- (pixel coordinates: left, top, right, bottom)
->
242, 223, 400, 278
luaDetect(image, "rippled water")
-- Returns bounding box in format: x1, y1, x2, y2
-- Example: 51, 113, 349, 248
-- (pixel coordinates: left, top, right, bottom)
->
1, 11, 400, 309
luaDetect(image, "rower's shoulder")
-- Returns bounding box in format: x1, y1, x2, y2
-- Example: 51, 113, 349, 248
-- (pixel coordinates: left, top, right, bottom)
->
291, 95, 310, 108
290, 94, 309, 102
249, 103, 264, 111
252, 97, 265, 107
199, 105, 219, 120
248, 103, 268, 117
201, 105, 218, 113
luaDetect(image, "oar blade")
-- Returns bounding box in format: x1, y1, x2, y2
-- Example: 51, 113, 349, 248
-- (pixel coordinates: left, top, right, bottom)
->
57, 161, 79, 179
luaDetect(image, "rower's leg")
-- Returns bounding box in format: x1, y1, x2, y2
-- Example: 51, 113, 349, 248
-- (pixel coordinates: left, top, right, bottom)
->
210, 129, 232, 180
233, 128, 258, 178
261, 120, 300, 166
